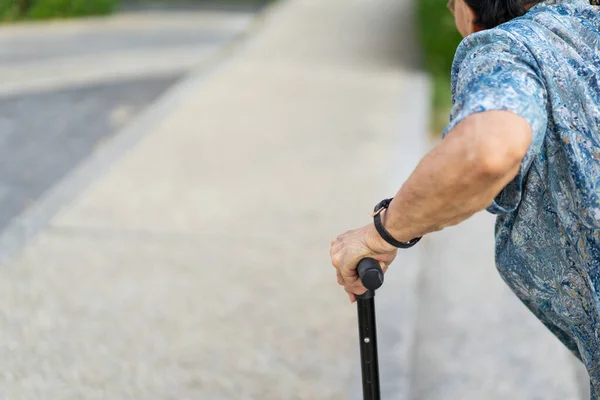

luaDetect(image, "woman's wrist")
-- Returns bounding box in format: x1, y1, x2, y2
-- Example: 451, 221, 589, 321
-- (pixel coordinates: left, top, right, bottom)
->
366, 221, 398, 253
380, 209, 420, 244
369, 198, 422, 250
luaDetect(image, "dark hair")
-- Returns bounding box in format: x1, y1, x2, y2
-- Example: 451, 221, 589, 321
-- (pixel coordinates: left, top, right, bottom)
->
464, 0, 543, 29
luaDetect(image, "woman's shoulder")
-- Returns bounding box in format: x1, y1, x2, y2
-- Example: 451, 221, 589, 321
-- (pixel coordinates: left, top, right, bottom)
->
452, 3, 598, 74
451, 28, 536, 75
456, 2, 600, 59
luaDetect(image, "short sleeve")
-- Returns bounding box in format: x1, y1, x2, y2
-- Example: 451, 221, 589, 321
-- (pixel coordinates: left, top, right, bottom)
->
443, 29, 548, 214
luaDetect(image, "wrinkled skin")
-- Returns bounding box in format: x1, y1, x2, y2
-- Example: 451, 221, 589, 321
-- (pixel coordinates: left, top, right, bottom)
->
329, 219, 398, 302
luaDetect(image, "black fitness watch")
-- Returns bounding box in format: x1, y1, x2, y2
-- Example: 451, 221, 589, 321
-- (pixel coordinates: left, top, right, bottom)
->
372, 198, 421, 249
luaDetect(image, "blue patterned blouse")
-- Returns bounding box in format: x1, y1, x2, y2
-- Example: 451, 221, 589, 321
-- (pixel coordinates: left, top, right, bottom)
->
443, 0, 600, 386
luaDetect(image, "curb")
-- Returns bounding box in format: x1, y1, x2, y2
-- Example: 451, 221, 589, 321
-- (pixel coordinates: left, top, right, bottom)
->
348, 73, 432, 400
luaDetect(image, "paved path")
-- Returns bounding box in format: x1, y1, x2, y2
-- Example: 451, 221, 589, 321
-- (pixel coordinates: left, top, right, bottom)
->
0, 0, 429, 398
0, 10, 254, 237
414, 213, 586, 400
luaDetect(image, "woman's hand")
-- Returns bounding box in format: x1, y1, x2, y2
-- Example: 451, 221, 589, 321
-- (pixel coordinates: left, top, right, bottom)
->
330, 222, 398, 302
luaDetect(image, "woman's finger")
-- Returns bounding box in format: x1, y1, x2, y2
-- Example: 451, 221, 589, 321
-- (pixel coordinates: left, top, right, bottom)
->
344, 287, 357, 303
337, 270, 344, 285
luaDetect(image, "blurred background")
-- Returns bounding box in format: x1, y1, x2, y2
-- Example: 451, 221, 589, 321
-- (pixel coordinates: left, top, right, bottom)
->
0, 0, 587, 399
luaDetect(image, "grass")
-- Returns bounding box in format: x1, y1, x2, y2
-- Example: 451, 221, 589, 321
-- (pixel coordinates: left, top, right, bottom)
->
0, 0, 270, 22
416, 0, 463, 133
27, 0, 118, 19
0, 1, 22, 21
123, 0, 270, 5
0, 0, 118, 21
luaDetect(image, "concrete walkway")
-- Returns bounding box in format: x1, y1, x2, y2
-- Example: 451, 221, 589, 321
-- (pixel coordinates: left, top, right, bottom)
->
414, 213, 586, 400
0, 0, 428, 398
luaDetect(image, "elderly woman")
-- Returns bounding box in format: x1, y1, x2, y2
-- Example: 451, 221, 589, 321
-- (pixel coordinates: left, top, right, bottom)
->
329, 0, 600, 396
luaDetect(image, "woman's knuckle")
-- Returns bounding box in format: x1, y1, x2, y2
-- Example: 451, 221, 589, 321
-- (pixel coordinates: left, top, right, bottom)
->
331, 253, 343, 267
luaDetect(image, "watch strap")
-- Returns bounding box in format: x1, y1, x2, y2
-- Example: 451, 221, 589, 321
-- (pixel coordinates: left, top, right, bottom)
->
372, 198, 421, 249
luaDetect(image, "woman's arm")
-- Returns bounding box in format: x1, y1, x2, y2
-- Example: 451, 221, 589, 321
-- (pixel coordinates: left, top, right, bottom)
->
383, 110, 532, 242
330, 110, 533, 301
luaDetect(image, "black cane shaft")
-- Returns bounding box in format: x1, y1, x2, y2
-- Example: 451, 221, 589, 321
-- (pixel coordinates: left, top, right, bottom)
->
357, 296, 380, 400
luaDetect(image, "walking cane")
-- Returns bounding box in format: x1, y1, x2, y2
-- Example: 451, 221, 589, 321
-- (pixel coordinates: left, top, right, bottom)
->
356, 258, 384, 400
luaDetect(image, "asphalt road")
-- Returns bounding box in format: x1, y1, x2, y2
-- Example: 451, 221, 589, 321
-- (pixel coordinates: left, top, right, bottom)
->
0, 75, 179, 231
0, 9, 254, 234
